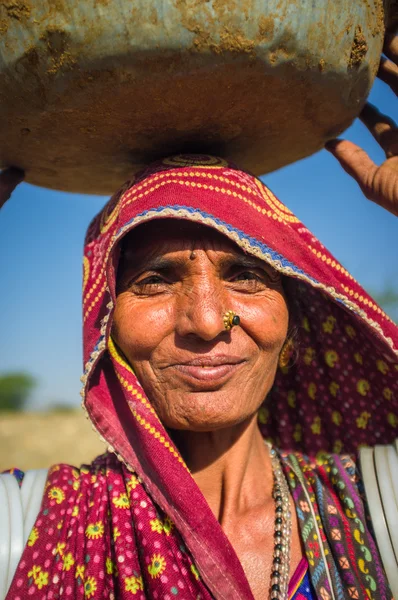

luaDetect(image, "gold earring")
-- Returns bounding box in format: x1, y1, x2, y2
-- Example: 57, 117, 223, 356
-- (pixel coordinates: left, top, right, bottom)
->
223, 310, 241, 331
278, 337, 295, 368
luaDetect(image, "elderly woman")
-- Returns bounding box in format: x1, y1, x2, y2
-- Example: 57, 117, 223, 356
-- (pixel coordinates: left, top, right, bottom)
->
3, 34, 398, 600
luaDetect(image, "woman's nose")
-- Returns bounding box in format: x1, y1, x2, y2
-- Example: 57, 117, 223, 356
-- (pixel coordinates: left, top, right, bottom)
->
175, 277, 227, 342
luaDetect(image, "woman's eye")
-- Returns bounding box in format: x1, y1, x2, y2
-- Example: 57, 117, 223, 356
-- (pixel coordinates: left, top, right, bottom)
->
232, 271, 261, 282
128, 274, 169, 294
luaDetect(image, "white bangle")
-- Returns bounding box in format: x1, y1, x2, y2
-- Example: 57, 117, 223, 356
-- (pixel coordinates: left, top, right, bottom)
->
0, 477, 11, 600
374, 446, 398, 562
1, 475, 24, 591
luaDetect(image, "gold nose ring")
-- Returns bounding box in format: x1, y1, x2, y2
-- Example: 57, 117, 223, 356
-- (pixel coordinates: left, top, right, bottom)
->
223, 310, 241, 331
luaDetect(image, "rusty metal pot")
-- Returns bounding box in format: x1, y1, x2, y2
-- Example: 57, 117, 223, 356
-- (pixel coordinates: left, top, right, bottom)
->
0, 0, 394, 194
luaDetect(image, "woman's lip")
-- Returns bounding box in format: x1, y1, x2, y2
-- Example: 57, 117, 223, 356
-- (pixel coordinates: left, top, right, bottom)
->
172, 362, 244, 382
173, 355, 244, 367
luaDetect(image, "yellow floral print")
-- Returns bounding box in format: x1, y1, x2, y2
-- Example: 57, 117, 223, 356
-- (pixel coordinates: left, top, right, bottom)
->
28, 565, 49, 590
190, 564, 200, 580
112, 493, 130, 509
310, 416, 321, 435
63, 553, 75, 571
325, 350, 339, 368
356, 412, 371, 429
333, 440, 343, 453
308, 382, 317, 400
383, 387, 393, 401
258, 407, 269, 424
75, 565, 85, 580
127, 475, 140, 491
302, 316, 310, 332
329, 382, 340, 397
293, 423, 302, 442
72, 505, 79, 517
304, 347, 315, 366
113, 526, 121, 541
287, 390, 296, 408
354, 353, 363, 365
345, 325, 356, 339
357, 379, 370, 397
150, 519, 164, 534
125, 575, 144, 594
48, 486, 65, 504
106, 557, 116, 575
148, 554, 166, 578
388, 413, 398, 428
332, 411, 342, 426
53, 542, 66, 557
85, 521, 105, 539
27, 527, 39, 547
73, 480, 80, 491
163, 516, 174, 536
376, 359, 389, 374
322, 316, 336, 334
84, 576, 97, 599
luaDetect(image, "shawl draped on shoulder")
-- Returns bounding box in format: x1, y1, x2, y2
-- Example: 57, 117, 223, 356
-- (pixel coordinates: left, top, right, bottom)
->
8, 155, 398, 600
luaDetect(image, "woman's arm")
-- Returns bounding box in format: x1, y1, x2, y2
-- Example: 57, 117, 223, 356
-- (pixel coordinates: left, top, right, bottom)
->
0, 168, 24, 209
326, 32, 398, 217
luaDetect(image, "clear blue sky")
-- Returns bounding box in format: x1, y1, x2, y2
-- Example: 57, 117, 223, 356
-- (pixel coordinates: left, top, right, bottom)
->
0, 78, 397, 410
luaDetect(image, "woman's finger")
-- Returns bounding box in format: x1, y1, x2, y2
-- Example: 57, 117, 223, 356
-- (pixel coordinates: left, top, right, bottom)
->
377, 56, 398, 96
383, 31, 398, 64
325, 139, 378, 193
359, 103, 398, 157
0, 167, 24, 209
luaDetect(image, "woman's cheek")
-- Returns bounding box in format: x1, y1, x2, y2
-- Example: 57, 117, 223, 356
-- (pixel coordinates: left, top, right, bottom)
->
115, 296, 175, 358
235, 294, 288, 348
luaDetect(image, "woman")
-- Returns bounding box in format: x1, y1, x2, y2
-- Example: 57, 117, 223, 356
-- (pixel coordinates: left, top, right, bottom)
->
3, 33, 398, 600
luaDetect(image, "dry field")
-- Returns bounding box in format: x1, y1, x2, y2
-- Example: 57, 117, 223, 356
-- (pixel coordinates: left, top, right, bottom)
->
0, 410, 106, 471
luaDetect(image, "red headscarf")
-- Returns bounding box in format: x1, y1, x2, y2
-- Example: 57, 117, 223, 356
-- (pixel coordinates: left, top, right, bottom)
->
8, 155, 397, 599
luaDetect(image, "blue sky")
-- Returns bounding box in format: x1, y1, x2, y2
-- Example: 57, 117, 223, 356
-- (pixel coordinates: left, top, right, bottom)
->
0, 78, 397, 410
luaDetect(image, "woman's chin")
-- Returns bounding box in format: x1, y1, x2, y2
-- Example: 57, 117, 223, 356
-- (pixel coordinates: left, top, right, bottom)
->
159, 389, 259, 432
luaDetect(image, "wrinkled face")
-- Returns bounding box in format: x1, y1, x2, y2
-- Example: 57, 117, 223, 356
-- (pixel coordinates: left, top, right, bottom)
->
112, 220, 289, 431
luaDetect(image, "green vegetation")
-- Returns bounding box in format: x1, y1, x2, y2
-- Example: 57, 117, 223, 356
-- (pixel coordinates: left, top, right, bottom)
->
0, 372, 36, 411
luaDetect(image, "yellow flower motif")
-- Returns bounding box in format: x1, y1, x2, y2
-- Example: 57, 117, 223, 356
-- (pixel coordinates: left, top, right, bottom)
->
163, 516, 174, 536
127, 475, 140, 491
322, 316, 336, 334
287, 390, 296, 408
354, 352, 363, 365
112, 493, 130, 509
388, 413, 398, 428
329, 382, 340, 398
72, 505, 79, 517
75, 565, 85, 580
357, 379, 370, 397
293, 424, 302, 442
304, 347, 315, 366
57, 520, 63, 530
53, 542, 66, 557
106, 557, 115, 575
48, 486, 65, 504
113, 526, 121, 541
72, 468, 80, 479
345, 325, 356, 339
332, 411, 342, 426
148, 554, 166, 578
356, 412, 371, 430
258, 407, 269, 424
35, 571, 49, 590
125, 575, 144, 594
383, 387, 393, 401
310, 416, 321, 435
325, 350, 339, 368
91, 475, 97, 484
302, 317, 311, 332
27, 527, 39, 547
84, 576, 97, 599
150, 519, 164, 534
307, 382, 317, 400
190, 564, 200, 580
28, 565, 42, 580
73, 480, 80, 491
63, 552, 75, 571
376, 359, 389, 374
85, 521, 105, 539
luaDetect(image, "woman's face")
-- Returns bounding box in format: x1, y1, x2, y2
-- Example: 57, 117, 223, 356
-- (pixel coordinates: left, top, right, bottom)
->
113, 220, 289, 431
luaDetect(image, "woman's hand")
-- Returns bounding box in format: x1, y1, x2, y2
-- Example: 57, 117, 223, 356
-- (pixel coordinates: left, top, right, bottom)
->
0, 167, 24, 209
326, 32, 398, 217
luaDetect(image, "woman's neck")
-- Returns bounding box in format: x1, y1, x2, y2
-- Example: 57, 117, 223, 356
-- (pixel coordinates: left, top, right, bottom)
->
170, 415, 274, 525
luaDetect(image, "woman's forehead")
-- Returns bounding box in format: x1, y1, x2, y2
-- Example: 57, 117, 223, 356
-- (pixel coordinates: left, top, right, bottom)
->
121, 219, 246, 260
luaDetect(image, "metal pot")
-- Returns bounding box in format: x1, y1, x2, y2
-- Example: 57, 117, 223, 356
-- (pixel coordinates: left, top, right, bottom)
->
0, 0, 393, 194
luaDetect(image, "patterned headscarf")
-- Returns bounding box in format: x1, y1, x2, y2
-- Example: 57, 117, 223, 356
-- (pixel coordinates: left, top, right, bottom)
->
8, 155, 397, 599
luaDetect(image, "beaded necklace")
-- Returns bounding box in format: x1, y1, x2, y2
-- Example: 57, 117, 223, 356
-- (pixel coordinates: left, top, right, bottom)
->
267, 444, 292, 600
